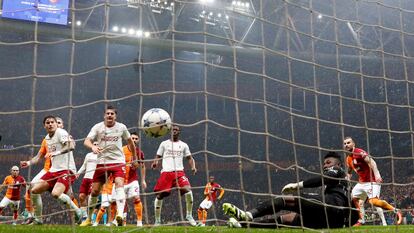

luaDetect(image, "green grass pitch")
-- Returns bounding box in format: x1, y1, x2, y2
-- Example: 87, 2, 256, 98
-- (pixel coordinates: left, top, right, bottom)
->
0, 225, 413, 233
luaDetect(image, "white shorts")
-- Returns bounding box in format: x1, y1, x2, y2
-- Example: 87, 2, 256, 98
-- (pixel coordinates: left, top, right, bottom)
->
124, 180, 140, 199
352, 182, 381, 200
199, 198, 213, 210
31, 169, 48, 185
0, 197, 20, 210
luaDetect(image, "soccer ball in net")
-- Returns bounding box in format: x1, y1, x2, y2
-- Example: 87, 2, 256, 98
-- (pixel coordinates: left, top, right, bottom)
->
141, 108, 172, 138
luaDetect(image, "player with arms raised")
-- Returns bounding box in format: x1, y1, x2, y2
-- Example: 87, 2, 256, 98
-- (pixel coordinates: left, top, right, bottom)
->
343, 137, 402, 225
0, 166, 26, 225
151, 125, 197, 226
80, 106, 137, 227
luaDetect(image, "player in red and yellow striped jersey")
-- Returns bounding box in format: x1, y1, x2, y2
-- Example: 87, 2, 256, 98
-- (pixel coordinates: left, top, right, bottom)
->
0, 166, 26, 224
122, 132, 146, 227
344, 137, 401, 226
197, 176, 224, 226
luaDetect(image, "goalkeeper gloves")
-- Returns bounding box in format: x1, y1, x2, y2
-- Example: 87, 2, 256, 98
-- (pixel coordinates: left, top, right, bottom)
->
281, 181, 303, 194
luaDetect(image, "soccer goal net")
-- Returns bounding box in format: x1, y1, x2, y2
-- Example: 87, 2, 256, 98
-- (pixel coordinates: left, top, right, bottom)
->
0, 0, 413, 231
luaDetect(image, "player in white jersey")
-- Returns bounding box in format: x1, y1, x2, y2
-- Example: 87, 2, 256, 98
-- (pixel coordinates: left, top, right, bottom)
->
77, 142, 98, 221
20, 115, 82, 225
80, 106, 137, 227
151, 125, 197, 226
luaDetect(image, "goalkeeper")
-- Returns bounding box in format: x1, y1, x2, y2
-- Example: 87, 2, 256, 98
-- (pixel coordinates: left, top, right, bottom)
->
223, 151, 359, 229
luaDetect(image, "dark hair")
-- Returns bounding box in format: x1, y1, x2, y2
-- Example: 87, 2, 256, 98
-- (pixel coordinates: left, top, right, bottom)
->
131, 132, 138, 136
324, 151, 342, 163
43, 115, 56, 125
106, 105, 117, 114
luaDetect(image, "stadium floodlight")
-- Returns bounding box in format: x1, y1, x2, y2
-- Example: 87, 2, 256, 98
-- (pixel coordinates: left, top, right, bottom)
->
144, 31, 151, 38
136, 30, 144, 37
112, 26, 119, 32
317, 14, 323, 19
121, 27, 127, 33
76, 20, 82, 26
128, 28, 135, 35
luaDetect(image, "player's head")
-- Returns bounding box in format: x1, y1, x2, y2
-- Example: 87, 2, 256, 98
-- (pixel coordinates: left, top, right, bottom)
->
10, 165, 19, 176
55, 117, 64, 129
131, 132, 140, 145
343, 137, 355, 152
172, 125, 180, 140
209, 175, 215, 183
43, 115, 57, 133
323, 151, 342, 169
104, 105, 117, 127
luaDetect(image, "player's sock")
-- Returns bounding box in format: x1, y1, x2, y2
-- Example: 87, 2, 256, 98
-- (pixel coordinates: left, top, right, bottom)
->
202, 209, 208, 224
58, 193, 80, 211
71, 197, 79, 207
102, 212, 107, 225
32, 193, 43, 218
25, 190, 33, 213
197, 208, 203, 222
95, 207, 106, 224
13, 210, 18, 221
184, 191, 193, 217
115, 187, 126, 217
369, 198, 394, 210
249, 197, 284, 219
109, 202, 117, 222
359, 201, 365, 224
134, 199, 143, 222
375, 207, 387, 225
352, 198, 363, 223
88, 195, 98, 219
154, 198, 163, 223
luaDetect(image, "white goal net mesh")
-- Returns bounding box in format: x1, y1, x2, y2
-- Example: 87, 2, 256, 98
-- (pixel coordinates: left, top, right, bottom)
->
0, 0, 414, 231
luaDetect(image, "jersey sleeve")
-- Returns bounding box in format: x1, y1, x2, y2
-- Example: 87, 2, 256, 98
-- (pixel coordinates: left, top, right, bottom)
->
183, 143, 191, 157
86, 124, 98, 140
121, 124, 131, 141
57, 128, 70, 144
156, 142, 165, 156
38, 139, 48, 157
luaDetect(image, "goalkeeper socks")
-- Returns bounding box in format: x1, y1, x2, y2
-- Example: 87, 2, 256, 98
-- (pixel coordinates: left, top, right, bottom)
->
250, 197, 285, 219
154, 198, 163, 222
134, 199, 143, 221
115, 187, 126, 217
184, 191, 193, 216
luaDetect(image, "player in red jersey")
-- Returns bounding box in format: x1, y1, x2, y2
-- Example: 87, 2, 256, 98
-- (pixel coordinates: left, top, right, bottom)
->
196, 175, 224, 226
0, 166, 26, 225
343, 137, 402, 225
122, 132, 146, 227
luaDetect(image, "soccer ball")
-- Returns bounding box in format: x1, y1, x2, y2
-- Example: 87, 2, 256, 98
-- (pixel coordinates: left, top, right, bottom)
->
141, 108, 172, 138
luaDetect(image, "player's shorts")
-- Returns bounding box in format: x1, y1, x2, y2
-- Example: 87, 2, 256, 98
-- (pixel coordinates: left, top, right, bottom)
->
41, 170, 75, 193
79, 178, 93, 195
351, 182, 381, 200
93, 164, 125, 183
31, 169, 48, 186
154, 171, 191, 193
0, 197, 20, 210
124, 180, 140, 199
199, 198, 213, 209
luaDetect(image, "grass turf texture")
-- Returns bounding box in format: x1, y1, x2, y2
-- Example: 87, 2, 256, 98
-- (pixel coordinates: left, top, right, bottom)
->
0, 225, 414, 233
